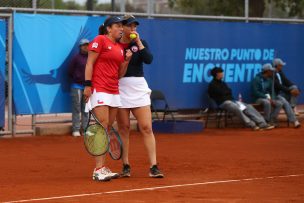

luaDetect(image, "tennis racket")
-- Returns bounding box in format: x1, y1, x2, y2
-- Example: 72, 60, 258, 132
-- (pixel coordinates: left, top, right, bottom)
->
108, 127, 123, 160
84, 111, 109, 156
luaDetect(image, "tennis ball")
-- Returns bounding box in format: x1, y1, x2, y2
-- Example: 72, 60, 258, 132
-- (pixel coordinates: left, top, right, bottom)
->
130, 33, 137, 39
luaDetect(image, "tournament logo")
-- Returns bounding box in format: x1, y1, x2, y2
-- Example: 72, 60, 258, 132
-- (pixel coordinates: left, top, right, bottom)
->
92, 42, 98, 48
131, 45, 138, 53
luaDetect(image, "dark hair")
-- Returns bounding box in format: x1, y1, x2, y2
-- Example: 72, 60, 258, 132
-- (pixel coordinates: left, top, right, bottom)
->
99, 24, 107, 35
98, 16, 123, 35
98, 17, 110, 35
211, 67, 223, 78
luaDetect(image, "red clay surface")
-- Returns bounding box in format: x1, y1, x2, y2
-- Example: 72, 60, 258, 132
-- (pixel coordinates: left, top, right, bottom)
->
1, 127, 304, 202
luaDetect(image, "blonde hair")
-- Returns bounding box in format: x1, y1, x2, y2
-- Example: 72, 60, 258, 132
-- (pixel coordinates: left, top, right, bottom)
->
123, 14, 135, 20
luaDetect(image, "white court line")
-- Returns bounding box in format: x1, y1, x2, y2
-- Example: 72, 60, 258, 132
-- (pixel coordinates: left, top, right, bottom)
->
3, 174, 304, 203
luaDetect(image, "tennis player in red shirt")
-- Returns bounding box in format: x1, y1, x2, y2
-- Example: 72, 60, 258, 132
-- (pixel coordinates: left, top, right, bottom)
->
83, 16, 132, 181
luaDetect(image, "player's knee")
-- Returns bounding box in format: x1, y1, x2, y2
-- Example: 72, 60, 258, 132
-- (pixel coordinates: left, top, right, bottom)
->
97, 118, 108, 128
139, 124, 153, 135
275, 101, 283, 108
119, 124, 130, 134
262, 100, 271, 108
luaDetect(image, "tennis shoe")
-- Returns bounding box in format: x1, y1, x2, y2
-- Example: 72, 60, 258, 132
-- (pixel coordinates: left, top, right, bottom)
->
149, 165, 164, 178
269, 121, 279, 128
259, 124, 275, 130
72, 131, 81, 137
92, 167, 111, 181
121, 164, 131, 177
102, 167, 120, 179
294, 121, 301, 128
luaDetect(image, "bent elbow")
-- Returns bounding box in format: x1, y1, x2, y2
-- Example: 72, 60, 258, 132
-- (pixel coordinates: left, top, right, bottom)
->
144, 56, 153, 64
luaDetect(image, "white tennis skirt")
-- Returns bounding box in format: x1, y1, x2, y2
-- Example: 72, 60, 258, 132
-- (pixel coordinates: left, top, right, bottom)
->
119, 77, 151, 108
85, 89, 122, 112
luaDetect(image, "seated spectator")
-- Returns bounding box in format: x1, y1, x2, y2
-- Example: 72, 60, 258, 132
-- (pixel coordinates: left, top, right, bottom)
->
273, 58, 301, 115
208, 67, 274, 130
251, 63, 300, 128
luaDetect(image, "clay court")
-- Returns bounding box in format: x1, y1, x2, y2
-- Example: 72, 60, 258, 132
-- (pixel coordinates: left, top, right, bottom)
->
1, 126, 304, 202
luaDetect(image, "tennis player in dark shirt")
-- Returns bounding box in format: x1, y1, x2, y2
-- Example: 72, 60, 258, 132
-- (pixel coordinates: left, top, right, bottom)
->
117, 15, 164, 178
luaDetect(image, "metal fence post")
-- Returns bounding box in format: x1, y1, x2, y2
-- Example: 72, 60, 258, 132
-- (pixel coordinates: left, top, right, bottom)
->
51, 0, 55, 10
120, 0, 125, 13
245, 0, 249, 22
32, 0, 37, 9
8, 14, 13, 136
12, 113, 16, 136
147, 0, 154, 18
32, 114, 36, 136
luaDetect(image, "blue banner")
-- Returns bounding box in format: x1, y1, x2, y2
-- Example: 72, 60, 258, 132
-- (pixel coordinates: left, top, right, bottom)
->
13, 13, 304, 113
138, 19, 304, 109
0, 19, 6, 128
13, 13, 104, 114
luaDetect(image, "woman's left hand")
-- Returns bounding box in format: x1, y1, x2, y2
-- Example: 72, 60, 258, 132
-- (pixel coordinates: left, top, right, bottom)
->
130, 31, 140, 43
130, 31, 145, 50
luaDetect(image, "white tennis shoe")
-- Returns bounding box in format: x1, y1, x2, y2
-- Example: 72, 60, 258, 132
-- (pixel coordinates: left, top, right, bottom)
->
92, 167, 119, 181
72, 131, 81, 137
92, 167, 111, 181
102, 167, 120, 179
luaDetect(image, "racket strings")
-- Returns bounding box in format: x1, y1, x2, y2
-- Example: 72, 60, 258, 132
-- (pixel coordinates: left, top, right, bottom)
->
84, 124, 109, 156
108, 130, 123, 160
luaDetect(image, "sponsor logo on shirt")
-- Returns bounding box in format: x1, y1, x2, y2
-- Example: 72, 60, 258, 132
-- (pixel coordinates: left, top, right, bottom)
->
97, 100, 104, 104
108, 46, 112, 50
131, 45, 138, 53
92, 42, 98, 48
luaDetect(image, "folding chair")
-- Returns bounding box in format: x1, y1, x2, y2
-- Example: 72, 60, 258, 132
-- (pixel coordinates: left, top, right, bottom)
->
205, 95, 230, 128
150, 90, 175, 121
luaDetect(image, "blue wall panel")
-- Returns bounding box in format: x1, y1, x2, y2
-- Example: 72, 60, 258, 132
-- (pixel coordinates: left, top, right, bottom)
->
13, 13, 304, 114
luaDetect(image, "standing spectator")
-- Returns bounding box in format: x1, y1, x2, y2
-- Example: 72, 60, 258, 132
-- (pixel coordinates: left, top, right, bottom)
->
273, 58, 301, 115
208, 67, 274, 130
252, 63, 300, 128
68, 38, 89, 137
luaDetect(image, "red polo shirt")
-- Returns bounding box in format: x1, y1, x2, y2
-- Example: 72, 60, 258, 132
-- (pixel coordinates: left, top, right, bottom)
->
89, 35, 124, 94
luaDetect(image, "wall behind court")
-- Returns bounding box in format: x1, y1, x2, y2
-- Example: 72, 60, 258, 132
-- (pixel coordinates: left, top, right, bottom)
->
13, 13, 104, 114
138, 18, 304, 109
13, 13, 304, 114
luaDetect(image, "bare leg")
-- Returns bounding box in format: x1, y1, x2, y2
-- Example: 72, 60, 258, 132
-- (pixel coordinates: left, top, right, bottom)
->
92, 106, 109, 168
132, 106, 157, 167
108, 107, 118, 128
117, 108, 131, 165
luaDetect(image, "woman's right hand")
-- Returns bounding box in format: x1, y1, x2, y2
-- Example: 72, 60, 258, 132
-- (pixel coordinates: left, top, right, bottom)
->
125, 49, 133, 62
83, 86, 92, 103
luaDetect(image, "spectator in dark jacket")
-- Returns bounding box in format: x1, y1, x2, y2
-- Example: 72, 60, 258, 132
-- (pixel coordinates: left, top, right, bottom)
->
273, 58, 301, 115
208, 67, 274, 130
68, 38, 89, 137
